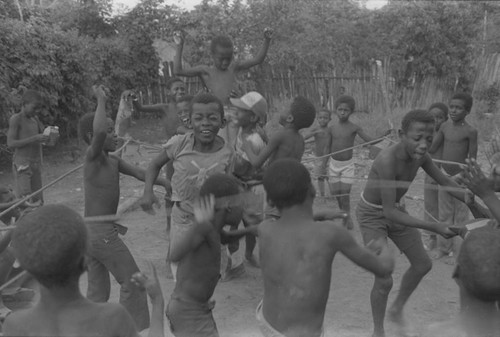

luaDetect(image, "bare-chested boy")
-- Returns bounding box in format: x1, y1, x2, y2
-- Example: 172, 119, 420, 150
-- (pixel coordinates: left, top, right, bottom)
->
303, 109, 332, 197
3, 204, 165, 337
242, 96, 316, 219
429, 93, 477, 261
329, 95, 389, 229
7, 90, 49, 204
423, 102, 448, 250
356, 109, 472, 337
167, 173, 254, 337
255, 159, 394, 337
133, 77, 186, 140
79, 85, 167, 330
173, 29, 272, 145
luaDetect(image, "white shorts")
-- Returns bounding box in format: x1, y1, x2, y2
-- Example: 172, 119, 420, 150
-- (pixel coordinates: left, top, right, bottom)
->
328, 158, 355, 184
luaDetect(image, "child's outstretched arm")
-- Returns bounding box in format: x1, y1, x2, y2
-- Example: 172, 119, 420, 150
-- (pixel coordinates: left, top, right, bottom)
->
468, 128, 478, 159
235, 28, 273, 72
131, 262, 164, 337
356, 126, 389, 145
378, 154, 455, 237
242, 131, 282, 168
461, 158, 500, 222
170, 195, 216, 262
335, 229, 394, 278
220, 226, 258, 244
118, 160, 170, 191
313, 210, 348, 221
139, 151, 169, 214
132, 101, 169, 115
86, 85, 109, 161
173, 31, 209, 78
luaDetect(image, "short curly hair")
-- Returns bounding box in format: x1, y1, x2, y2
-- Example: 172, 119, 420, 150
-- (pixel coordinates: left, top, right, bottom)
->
456, 227, 500, 302
210, 36, 234, 54
12, 204, 88, 288
200, 173, 240, 198
451, 92, 473, 112
401, 109, 435, 133
290, 96, 316, 130
191, 93, 224, 119
263, 159, 312, 210
334, 95, 355, 112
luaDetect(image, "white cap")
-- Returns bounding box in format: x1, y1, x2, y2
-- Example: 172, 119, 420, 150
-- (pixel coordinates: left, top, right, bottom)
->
230, 92, 268, 121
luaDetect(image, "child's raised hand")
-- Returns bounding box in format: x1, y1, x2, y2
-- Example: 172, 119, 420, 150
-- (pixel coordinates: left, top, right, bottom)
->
131, 261, 163, 301
194, 194, 215, 225
263, 27, 273, 40
460, 158, 495, 199
173, 31, 184, 45
92, 85, 108, 100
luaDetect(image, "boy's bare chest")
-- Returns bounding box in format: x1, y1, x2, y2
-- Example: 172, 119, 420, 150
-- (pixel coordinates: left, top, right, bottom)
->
85, 157, 120, 187
331, 124, 356, 141
20, 118, 41, 136
443, 127, 469, 144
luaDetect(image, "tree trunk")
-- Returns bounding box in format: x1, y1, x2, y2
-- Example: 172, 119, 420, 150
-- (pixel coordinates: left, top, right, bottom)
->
13, 0, 23, 21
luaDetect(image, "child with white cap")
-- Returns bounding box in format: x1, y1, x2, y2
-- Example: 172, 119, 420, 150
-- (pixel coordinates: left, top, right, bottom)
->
223, 91, 269, 280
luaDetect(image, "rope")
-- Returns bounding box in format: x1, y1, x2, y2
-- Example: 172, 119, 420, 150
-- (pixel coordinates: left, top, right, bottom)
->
302, 136, 395, 163
0, 164, 84, 219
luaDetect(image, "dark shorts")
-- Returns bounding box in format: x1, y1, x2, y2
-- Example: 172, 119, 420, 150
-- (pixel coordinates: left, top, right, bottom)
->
166, 295, 219, 337
356, 198, 423, 252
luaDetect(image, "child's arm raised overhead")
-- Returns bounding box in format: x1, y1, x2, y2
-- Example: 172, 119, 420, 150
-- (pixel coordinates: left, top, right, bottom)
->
86, 85, 109, 161
234, 28, 272, 72
335, 228, 394, 278
169, 195, 216, 262
378, 154, 455, 237
428, 124, 444, 154
242, 131, 282, 168
173, 31, 209, 78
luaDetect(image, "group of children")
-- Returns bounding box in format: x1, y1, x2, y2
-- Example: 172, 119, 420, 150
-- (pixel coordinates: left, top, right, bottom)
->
2, 27, 499, 337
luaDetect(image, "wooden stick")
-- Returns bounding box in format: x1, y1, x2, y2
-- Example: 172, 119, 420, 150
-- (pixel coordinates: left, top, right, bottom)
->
0, 226, 15, 232
0, 270, 27, 292
432, 158, 467, 168
0, 164, 84, 219
83, 214, 121, 223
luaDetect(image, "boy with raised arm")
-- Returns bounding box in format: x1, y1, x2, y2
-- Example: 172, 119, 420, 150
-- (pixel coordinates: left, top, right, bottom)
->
3, 204, 165, 337
80, 85, 167, 331
173, 29, 272, 145
133, 77, 186, 140
167, 173, 254, 337
242, 96, 315, 219
356, 110, 472, 337
256, 159, 394, 337
303, 109, 332, 198
429, 93, 477, 261
329, 95, 390, 229
7, 89, 49, 204
423, 102, 448, 250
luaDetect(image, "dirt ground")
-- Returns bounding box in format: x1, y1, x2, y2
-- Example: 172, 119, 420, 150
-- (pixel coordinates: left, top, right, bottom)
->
0, 120, 474, 337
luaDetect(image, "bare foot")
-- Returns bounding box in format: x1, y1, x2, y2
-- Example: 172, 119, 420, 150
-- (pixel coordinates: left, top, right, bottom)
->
388, 309, 418, 337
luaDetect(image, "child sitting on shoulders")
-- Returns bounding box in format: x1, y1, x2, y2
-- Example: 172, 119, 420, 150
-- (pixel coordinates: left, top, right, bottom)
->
242, 96, 316, 219
166, 173, 254, 337
303, 109, 332, 198
329, 95, 390, 230
255, 159, 394, 337
3, 204, 165, 337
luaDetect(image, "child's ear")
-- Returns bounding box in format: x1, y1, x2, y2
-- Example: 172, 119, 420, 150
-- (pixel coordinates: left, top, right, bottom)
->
286, 115, 294, 124
220, 117, 227, 129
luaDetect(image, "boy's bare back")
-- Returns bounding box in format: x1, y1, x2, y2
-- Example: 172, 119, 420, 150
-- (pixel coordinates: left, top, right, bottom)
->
269, 129, 304, 163
259, 218, 341, 335
4, 301, 139, 337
